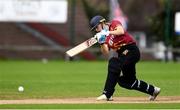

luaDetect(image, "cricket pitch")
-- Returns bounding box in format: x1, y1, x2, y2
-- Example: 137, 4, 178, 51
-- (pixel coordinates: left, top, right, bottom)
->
0, 96, 180, 104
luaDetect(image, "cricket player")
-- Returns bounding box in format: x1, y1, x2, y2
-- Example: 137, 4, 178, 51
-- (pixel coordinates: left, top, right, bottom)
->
90, 15, 161, 101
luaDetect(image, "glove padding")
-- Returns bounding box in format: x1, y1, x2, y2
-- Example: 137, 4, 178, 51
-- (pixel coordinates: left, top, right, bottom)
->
100, 29, 110, 36
96, 32, 106, 44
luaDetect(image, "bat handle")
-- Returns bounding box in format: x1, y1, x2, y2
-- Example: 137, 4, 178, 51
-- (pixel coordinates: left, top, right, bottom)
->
94, 35, 97, 39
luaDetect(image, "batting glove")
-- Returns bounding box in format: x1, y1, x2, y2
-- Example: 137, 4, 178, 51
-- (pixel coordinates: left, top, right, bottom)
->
96, 32, 106, 44
100, 29, 110, 36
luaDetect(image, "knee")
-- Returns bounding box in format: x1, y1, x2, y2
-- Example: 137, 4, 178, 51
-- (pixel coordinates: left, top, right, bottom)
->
118, 78, 136, 90
118, 83, 132, 89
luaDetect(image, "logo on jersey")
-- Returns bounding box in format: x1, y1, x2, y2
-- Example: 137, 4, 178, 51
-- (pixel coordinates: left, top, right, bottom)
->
108, 35, 114, 46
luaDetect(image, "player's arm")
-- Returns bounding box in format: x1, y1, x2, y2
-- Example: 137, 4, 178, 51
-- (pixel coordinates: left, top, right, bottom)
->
100, 44, 109, 57
109, 25, 124, 35
100, 24, 124, 36
96, 33, 109, 57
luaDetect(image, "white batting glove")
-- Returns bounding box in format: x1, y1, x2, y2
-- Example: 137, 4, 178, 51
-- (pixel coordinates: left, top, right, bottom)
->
100, 29, 110, 36
95, 32, 106, 44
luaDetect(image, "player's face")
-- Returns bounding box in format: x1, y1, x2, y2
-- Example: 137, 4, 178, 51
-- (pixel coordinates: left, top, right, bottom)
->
95, 24, 103, 32
95, 23, 108, 33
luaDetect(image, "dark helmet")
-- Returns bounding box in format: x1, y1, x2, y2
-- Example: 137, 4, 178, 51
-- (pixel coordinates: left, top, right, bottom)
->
90, 15, 106, 31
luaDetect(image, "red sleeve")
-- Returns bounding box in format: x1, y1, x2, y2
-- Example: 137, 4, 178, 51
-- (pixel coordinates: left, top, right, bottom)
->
110, 20, 122, 30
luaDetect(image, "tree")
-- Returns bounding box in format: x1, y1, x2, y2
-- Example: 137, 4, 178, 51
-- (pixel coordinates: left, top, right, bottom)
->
148, 0, 180, 47
82, 0, 109, 21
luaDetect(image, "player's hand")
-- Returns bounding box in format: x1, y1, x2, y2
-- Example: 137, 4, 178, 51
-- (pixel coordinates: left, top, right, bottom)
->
95, 32, 106, 44
100, 29, 110, 36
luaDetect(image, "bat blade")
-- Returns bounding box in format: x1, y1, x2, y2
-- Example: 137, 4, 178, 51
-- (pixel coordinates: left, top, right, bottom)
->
66, 36, 97, 57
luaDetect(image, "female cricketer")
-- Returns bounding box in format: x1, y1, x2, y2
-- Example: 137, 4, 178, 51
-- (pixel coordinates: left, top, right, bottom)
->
90, 15, 161, 101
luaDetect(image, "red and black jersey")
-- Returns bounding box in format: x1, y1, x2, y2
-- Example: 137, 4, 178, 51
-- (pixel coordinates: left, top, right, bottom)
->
105, 20, 136, 50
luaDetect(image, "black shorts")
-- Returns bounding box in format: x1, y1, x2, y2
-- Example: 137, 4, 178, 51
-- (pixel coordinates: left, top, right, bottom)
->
117, 43, 140, 65
116, 44, 140, 82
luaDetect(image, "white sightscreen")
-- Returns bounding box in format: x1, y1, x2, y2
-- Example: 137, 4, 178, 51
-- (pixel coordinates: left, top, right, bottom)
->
0, 0, 68, 23
175, 12, 180, 34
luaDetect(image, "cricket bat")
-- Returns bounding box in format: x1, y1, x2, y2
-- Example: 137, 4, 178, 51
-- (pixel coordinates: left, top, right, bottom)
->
66, 35, 97, 57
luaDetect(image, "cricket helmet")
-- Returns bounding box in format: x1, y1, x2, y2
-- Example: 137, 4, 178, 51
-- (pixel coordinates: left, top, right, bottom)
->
90, 15, 106, 31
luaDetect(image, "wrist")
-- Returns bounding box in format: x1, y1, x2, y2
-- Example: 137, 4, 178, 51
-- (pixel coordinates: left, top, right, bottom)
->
100, 43, 105, 45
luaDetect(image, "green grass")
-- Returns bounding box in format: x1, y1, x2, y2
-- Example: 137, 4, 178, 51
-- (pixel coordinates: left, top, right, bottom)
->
0, 60, 108, 99
1, 103, 180, 109
0, 60, 180, 109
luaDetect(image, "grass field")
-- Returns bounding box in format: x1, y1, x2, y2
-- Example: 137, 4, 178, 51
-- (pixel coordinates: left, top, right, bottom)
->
0, 60, 180, 109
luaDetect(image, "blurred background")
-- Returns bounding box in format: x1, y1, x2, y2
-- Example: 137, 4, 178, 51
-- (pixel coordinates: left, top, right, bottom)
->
0, 0, 180, 62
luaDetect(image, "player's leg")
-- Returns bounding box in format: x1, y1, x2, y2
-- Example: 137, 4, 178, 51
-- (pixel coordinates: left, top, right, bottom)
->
117, 45, 160, 100
97, 57, 121, 101
118, 63, 160, 100
121, 63, 155, 94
